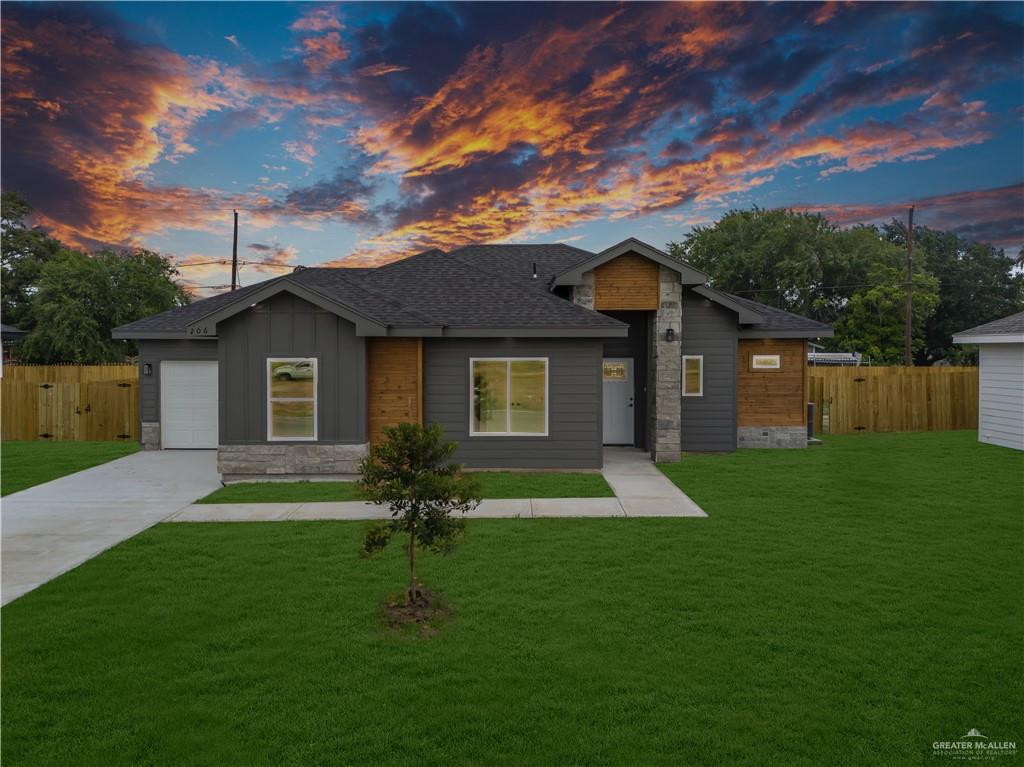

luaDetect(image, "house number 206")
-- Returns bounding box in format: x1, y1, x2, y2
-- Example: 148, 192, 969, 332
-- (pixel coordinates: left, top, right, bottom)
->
189, 326, 211, 336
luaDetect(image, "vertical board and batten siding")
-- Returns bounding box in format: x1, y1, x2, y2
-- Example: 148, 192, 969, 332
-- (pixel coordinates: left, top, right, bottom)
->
680, 289, 738, 451
807, 366, 979, 435
1, 364, 139, 441
593, 254, 660, 310
138, 340, 218, 425
737, 338, 807, 427
424, 338, 603, 468
978, 344, 1023, 450
218, 292, 366, 444
367, 337, 422, 446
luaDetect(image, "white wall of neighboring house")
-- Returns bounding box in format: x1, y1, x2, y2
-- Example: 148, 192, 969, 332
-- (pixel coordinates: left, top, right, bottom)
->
977, 343, 1024, 451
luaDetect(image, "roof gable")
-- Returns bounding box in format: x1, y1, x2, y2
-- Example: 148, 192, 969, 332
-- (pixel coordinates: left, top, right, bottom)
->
550, 238, 707, 287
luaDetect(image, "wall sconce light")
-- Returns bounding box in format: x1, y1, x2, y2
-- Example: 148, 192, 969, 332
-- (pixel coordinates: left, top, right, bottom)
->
665, 328, 676, 342
143, 363, 153, 376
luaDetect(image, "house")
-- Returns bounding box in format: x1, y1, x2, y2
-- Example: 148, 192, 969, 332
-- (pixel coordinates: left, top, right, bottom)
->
1, 322, 27, 365
953, 311, 1024, 451
113, 239, 832, 480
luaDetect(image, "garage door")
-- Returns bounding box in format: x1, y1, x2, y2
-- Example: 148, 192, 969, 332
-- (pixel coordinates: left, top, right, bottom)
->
161, 361, 219, 448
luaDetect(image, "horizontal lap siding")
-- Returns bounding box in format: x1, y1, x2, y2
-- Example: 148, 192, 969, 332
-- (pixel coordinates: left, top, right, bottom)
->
138, 340, 219, 423
424, 338, 603, 468
979, 344, 1024, 450
219, 292, 366, 444
681, 291, 737, 451
737, 338, 807, 427
594, 254, 660, 310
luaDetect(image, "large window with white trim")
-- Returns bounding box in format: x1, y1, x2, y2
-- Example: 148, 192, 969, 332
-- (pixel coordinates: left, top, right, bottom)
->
470, 358, 548, 436
267, 358, 317, 440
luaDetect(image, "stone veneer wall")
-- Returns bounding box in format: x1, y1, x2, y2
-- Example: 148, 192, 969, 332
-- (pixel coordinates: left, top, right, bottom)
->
652, 265, 682, 462
217, 443, 369, 483
571, 270, 594, 310
737, 426, 807, 448
141, 422, 160, 450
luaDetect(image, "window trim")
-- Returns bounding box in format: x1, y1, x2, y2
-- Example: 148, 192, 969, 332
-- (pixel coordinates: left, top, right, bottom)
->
682, 355, 704, 397
751, 353, 782, 370
468, 357, 549, 437
267, 357, 318, 442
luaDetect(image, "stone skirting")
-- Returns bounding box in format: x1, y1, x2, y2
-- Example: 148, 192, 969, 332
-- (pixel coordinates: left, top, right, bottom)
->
571, 270, 594, 310
737, 426, 807, 449
217, 442, 369, 480
141, 422, 161, 450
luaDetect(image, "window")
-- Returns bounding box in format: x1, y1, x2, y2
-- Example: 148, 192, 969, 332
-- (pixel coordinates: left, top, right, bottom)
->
267, 358, 317, 440
682, 355, 703, 396
751, 354, 781, 370
470, 358, 548, 436
603, 361, 627, 381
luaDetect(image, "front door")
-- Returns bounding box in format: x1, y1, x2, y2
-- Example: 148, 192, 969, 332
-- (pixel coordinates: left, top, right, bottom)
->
602, 357, 634, 445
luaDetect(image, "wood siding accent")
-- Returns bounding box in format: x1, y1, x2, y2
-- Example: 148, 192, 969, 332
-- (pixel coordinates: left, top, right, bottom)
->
368, 337, 423, 446
737, 339, 806, 427
593, 254, 660, 310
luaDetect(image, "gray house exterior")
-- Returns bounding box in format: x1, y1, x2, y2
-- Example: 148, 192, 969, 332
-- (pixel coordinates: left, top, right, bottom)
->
115, 238, 832, 480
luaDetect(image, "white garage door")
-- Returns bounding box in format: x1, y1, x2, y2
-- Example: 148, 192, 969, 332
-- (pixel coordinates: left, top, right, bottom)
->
161, 361, 219, 448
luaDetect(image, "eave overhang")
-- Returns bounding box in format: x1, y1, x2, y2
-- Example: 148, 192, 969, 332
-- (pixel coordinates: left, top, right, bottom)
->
550, 237, 707, 288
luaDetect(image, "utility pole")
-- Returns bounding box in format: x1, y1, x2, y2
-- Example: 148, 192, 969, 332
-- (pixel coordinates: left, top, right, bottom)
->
231, 207, 238, 290
904, 206, 914, 366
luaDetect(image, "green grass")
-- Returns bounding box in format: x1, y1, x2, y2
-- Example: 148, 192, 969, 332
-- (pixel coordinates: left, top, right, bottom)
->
1, 440, 138, 496
197, 472, 612, 503
2, 431, 1021, 766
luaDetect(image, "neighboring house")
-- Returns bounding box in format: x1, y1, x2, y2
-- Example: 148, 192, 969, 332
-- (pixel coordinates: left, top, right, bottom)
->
1, 322, 27, 365
113, 239, 832, 480
953, 311, 1024, 451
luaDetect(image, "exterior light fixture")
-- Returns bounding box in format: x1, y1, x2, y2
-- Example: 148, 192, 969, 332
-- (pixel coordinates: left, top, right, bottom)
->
143, 363, 153, 376
665, 328, 676, 342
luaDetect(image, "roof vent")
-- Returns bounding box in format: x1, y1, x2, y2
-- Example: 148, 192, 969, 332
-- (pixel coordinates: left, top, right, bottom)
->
532, 262, 538, 279
292, 265, 307, 272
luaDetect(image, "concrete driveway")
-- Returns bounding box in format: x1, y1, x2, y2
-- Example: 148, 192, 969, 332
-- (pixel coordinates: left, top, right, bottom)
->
2, 450, 219, 606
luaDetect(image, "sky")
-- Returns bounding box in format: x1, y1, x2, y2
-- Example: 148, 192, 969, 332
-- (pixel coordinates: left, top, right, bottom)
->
2, 1, 1022, 295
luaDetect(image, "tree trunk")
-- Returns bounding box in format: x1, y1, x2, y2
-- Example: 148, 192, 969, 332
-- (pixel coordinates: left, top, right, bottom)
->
407, 524, 418, 604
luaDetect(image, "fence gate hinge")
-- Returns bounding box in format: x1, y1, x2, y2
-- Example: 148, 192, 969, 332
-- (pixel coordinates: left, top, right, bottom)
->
116, 434, 131, 440
117, 382, 132, 388
39, 433, 53, 439
854, 426, 866, 431
853, 377, 866, 383
39, 383, 53, 389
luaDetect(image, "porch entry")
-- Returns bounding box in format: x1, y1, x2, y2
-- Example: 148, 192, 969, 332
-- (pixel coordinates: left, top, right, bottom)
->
602, 357, 634, 445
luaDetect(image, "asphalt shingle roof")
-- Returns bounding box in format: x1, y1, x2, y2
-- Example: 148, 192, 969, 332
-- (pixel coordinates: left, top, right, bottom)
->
954, 311, 1024, 337
114, 244, 831, 337
701, 288, 834, 335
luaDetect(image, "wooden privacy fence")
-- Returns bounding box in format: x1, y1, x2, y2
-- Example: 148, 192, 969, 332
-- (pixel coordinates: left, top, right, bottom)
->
1, 364, 139, 441
808, 366, 978, 435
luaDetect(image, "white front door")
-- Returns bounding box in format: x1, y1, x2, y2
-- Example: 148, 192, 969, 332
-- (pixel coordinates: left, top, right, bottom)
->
602, 357, 634, 445
161, 361, 219, 448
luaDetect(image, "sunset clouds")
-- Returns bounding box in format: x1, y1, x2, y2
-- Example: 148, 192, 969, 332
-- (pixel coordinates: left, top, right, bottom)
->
1, 1, 1021, 289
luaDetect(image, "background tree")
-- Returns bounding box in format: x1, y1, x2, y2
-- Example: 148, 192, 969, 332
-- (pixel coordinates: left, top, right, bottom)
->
1, 190, 64, 330
882, 222, 1023, 363
359, 422, 481, 605
18, 248, 190, 363
668, 207, 1019, 363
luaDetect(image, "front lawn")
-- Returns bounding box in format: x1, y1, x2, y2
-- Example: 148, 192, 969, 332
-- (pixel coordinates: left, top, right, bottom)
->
0, 440, 138, 496
197, 471, 612, 503
2, 431, 1021, 765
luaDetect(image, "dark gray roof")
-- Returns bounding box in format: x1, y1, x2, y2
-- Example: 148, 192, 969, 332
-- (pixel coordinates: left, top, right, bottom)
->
1, 322, 27, 341
113, 241, 831, 338
954, 311, 1024, 338
699, 287, 833, 336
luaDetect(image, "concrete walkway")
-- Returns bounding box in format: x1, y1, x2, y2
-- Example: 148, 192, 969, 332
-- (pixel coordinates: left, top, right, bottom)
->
168, 448, 706, 523
1, 450, 220, 605
600, 447, 707, 517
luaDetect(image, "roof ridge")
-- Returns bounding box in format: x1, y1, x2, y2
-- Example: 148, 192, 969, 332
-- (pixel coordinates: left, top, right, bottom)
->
372, 248, 446, 273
